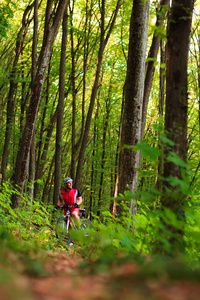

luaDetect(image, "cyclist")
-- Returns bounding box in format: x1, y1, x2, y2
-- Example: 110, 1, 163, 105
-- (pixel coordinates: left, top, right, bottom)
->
57, 177, 82, 228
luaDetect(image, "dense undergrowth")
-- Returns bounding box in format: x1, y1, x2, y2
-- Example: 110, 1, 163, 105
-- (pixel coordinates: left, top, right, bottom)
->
1, 182, 200, 299
0, 180, 200, 282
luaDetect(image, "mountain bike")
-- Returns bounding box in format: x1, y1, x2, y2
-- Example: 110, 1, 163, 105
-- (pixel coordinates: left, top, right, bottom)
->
55, 204, 94, 246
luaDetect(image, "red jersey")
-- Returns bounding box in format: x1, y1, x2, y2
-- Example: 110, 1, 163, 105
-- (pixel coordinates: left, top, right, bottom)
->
60, 188, 81, 214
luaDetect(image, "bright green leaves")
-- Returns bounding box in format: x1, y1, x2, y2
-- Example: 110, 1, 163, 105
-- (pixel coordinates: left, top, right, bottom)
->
166, 152, 187, 168
0, 0, 17, 38
133, 140, 161, 160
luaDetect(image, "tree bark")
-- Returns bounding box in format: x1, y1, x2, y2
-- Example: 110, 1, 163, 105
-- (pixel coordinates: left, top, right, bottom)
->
53, 5, 68, 206
11, 0, 68, 208
27, 0, 38, 203
97, 64, 114, 216
69, 1, 77, 180
34, 103, 58, 198
155, 39, 166, 191
34, 63, 52, 199
116, 0, 150, 217
164, 0, 194, 180
89, 100, 99, 219
161, 0, 194, 253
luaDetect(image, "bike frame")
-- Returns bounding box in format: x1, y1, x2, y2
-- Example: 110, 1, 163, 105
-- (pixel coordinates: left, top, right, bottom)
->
56, 205, 94, 246
62, 207, 77, 230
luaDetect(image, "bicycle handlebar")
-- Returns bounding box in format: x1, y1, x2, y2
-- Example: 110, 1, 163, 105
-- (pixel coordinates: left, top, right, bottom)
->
60, 204, 79, 209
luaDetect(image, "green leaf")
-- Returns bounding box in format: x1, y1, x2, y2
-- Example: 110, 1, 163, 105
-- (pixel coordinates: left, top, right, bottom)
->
160, 135, 175, 146
166, 152, 187, 168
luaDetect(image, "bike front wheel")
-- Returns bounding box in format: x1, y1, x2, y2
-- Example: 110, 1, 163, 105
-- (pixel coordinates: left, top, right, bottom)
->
56, 217, 72, 246
81, 220, 95, 238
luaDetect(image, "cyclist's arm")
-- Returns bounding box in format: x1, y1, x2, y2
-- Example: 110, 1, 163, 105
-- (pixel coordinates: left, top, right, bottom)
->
58, 193, 64, 206
76, 196, 82, 206
76, 189, 82, 206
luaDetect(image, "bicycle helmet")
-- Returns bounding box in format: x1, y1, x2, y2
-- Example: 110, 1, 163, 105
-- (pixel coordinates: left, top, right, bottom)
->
63, 177, 73, 184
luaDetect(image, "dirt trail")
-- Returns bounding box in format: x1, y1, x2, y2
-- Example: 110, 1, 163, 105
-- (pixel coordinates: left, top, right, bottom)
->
1, 250, 200, 300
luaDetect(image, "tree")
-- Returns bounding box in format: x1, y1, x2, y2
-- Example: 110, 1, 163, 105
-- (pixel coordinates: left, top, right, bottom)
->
161, 0, 194, 253
0, 0, 198, 222
155, 37, 166, 192
27, 0, 39, 203
141, 0, 170, 140
75, 0, 122, 187
11, 0, 68, 208
53, 5, 69, 206
115, 0, 150, 217
1, 3, 34, 181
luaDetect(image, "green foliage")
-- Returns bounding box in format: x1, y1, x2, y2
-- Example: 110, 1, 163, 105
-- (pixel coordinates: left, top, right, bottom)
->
0, 0, 200, 285
132, 140, 161, 160
89, 136, 199, 263
166, 151, 187, 168
0, 226, 47, 277
0, 1, 16, 38
0, 182, 58, 252
76, 187, 200, 271
1, 175, 200, 280
74, 216, 139, 261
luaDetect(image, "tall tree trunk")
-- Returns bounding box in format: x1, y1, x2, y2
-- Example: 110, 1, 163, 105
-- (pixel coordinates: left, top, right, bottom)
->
11, 0, 68, 208
161, 0, 194, 253
34, 63, 52, 199
198, 28, 200, 168
69, 1, 76, 180
112, 85, 125, 216
141, 0, 170, 140
1, 3, 34, 181
42, 155, 55, 203
155, 39, 166, 191
34, 104, 58, 198
116, 0, 150, 218
89, 100, 99, 219
75, 0, 121, 187
53, 5, 68, 206
97, 64, 114, 216
70, 0, 92, 179
27, 0, 38, 203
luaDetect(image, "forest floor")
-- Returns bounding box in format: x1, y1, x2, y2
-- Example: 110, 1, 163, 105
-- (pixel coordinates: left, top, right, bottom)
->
1, 246, 200, 300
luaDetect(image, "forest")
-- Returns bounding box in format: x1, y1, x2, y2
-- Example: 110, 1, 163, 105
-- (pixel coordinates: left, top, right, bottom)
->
1, 0, 200, 299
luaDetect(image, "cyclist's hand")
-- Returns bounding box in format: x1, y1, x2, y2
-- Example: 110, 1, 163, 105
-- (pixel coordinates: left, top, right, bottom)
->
61, 205, 68, 209
74, 203, 79, 208
55, 205, 60, 209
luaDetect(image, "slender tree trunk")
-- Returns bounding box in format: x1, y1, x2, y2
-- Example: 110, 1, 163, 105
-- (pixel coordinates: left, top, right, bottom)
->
69, 1, 76, 180
116, 0, 150, 218
141, 0, 170, 140
34, 104, 58, 198
53, 5, 68, 206
155, 39, 165, 191
198, 29, 200, 161
69, 0, 93, 180
11, 0, 68, 208
161, 0, 194, 254
112, 85, 125, 216
27, 0, 38, 203
89, 100, 99, 219
97, 64, 114, 216
164, 0, 194, 183
34, 63, 52, 198
75, 0, 121, 187
42, 155, 55, 203
1, 3, 34, 181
